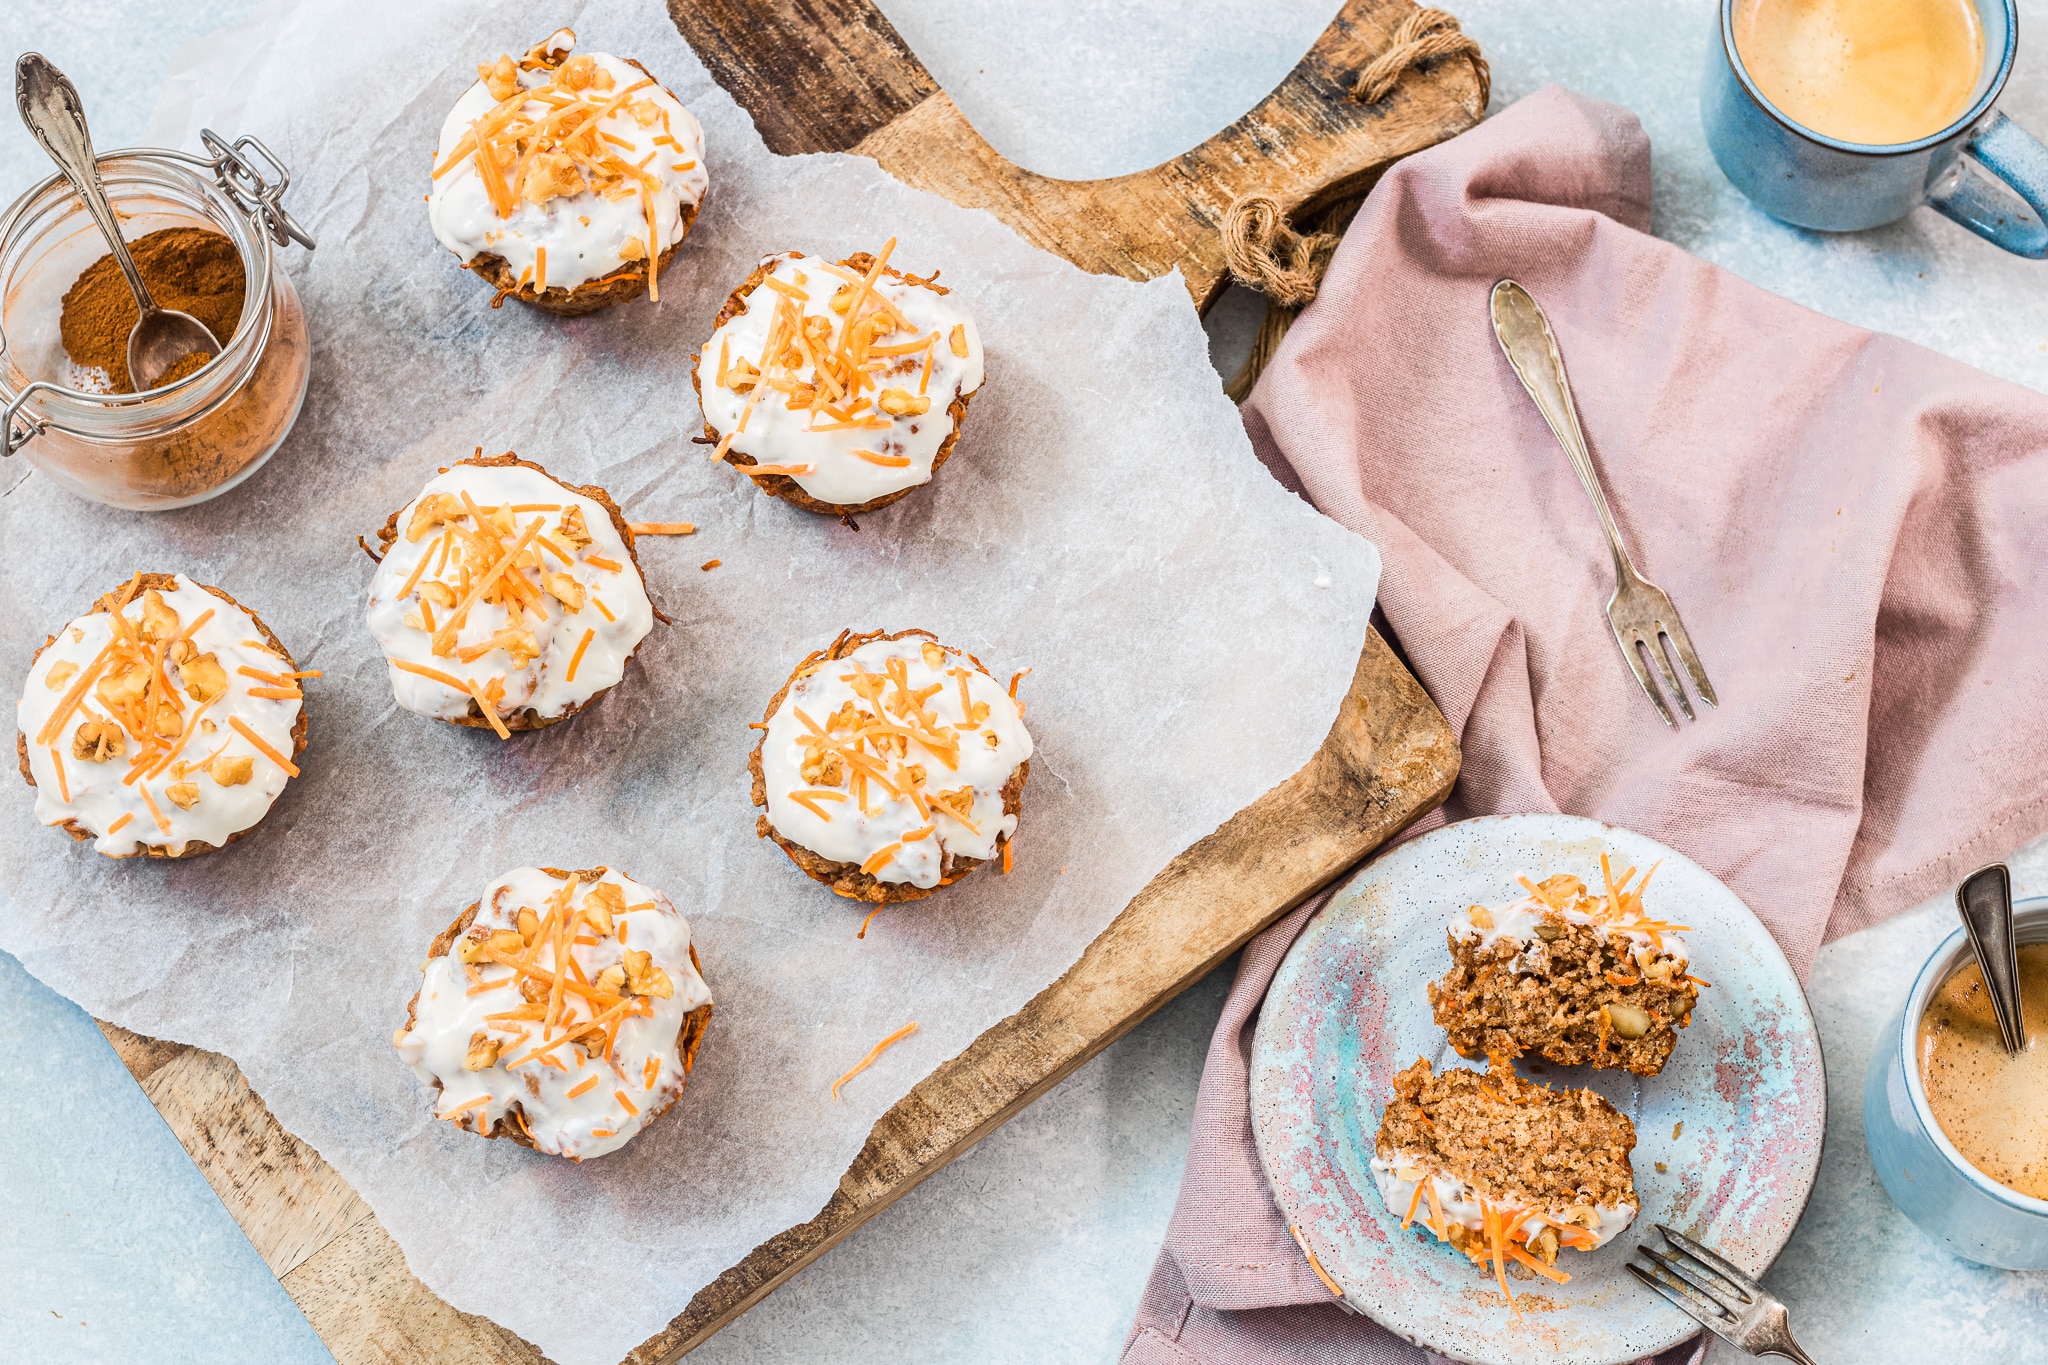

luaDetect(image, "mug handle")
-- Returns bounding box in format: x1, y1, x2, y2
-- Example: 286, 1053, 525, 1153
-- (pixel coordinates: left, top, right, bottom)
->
1927, 112, 2048, 258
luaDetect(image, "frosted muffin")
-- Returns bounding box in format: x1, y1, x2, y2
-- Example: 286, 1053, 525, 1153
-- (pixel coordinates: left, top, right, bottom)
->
1427, 863, 1704, 1076
395, 865, 713, 1161
750, 629, 1029, 902
428, 28, 708, 314
365, 452, 657, 736
1373, 1058, 1639, 1311
693, 241, 984, 516
16, 573, 309, 858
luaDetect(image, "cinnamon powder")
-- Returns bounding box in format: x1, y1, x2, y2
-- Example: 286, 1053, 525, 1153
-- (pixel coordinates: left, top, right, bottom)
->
59, 226, 244, 393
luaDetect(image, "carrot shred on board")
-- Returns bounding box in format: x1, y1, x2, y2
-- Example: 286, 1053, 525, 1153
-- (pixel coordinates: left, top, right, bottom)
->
627, 522, 695, 535
830, 1021, 917, 1101
566, 1075, 599, 1099
700, 559, 722, 571
229, 717, 300, 777
857, 906, 882, 939
1001, 839, 1013, 874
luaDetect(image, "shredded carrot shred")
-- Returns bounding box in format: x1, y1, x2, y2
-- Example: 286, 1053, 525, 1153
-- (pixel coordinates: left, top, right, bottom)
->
228, 717, 299, 777
830, 1021, 917, 1100
564, 629, 595, 682
857, 906, 882, 939
107, 812, 134, 835
49, 748, 69, 802
614, 1089, 640, 1116
566, 1075, 599, 1098
1288, 1225, 1344, 1297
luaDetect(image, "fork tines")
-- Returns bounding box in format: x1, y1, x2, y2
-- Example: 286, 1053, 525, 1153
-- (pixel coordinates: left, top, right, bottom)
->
1627, 1224, 1759, 1344
1609, 575, 1717, 728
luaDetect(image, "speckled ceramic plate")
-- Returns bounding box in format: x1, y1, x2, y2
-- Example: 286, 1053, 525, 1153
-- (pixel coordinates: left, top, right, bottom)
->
1249, 814, 1824, 1365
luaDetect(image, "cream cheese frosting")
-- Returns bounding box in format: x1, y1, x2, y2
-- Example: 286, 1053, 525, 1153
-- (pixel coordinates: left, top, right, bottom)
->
16, 574, 305, 857
395, 866, 712, 1161
760, 633, 1029, 888
695, 247, 985, 508
1450, 867, 1691, 971
365, 460, 655, 731
1370, 1149, 1638, 1251
428, 31, 707, 297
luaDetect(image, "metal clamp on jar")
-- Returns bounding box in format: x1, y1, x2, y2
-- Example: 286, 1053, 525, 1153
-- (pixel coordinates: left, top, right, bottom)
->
0, 56, 315, 511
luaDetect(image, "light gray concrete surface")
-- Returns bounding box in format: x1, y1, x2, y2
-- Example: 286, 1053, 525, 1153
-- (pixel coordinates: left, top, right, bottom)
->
6, 2, 2048, 1362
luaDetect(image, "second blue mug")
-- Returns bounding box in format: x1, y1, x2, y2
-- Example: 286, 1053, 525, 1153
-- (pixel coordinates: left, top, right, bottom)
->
1704, 0, 2048, 256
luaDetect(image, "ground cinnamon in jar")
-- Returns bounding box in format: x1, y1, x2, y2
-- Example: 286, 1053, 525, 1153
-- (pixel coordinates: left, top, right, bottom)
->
59, 226, 245, 393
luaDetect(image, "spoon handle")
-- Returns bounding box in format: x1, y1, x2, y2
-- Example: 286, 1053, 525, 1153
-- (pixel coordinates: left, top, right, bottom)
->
15, 54, 156, 314
1957, 863, 2028, 1054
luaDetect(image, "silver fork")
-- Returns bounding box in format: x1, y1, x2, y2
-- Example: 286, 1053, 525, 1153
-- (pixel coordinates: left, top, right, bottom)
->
1489, 280, 1717, 727
1628, 1224, 1820, 1363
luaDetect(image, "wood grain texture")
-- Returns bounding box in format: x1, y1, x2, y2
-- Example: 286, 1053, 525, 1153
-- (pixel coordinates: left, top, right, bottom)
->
90, 0, 1476, 1358
669, 0, 1485, 308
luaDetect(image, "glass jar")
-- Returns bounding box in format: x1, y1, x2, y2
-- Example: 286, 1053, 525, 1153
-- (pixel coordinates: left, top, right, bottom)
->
0, 133, 314, 510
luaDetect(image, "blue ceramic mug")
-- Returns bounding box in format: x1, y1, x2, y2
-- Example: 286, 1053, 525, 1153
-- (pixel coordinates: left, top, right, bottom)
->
1864, 897, 2048, 1269
1704, 0, 2048, 255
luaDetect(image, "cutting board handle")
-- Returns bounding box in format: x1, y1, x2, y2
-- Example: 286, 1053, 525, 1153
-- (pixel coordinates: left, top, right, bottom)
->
667, 0, 1485, 308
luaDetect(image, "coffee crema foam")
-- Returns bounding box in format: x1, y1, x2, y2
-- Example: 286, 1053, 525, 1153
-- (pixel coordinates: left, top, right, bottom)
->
1917, 942, 2048, 1200
1733, 0, 1985, 145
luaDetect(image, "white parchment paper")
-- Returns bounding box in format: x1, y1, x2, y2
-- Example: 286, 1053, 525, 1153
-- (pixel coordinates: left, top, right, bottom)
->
0, 2, 1379, 1360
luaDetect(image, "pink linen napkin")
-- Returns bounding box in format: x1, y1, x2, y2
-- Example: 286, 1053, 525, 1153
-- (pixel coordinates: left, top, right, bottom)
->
1125, 81, 2048, 1363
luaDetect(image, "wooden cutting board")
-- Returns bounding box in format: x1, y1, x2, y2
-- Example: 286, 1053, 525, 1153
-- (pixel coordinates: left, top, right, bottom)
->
94, 1, 1477, 1359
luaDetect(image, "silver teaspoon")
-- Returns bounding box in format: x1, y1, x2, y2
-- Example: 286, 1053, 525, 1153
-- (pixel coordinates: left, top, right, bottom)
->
1957, 863, 2028, 1055
15, 53, 222, 391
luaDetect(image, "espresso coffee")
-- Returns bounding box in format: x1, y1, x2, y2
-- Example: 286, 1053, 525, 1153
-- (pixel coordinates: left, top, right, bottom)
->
1733, 0, 1985, 145
1918, 942, 2048, 1200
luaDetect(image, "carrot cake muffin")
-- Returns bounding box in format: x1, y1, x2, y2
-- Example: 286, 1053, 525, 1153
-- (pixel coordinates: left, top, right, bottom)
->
15, 572, 309, 858
750, 629, 1029, 902
693, 241, 984, 515
1373, 1058, 1639, 1308
395, 865, 713, 1161
365, 452, 657, 736
428, 28, 708, 314
1428, 860, 1703, 1076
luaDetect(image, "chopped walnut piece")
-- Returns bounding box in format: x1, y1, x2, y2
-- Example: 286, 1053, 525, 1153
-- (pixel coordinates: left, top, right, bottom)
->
543, 572, 586, 612
826, 701, 863, 733
520, 27, 575, 70
581, 881, 625, 934
556, 54, 609, 91
519, 974, 547, 1003
517, 907, 540, 943
902, 762, 927, 789
407, 491, 464, 542
724, 357, 760, 393
419, 580, 457, 608
402, 610, 426, 631
968, 701, 990, 724
454, 930, 491, 965
140, 589, 180, 643
983, 731, 1001, 748
168, 637, 197, 666
180, 654, 228, 704
949, 324, 970, 358
1468, 905, 1495, 931
478, 54, 520, 101
154, 708, 185, 739
594, 964, 627, 996
617, 235, 647, 262
71, 718, 126, 762
622, 949, 674, 999
920, 642, 946, 669
209, 753, 254, 786
801, 749, 847, 787
464, 1031, 502, 1071
877, 387, 931, 417
488, 929, 524, 956
557, 505, 592, 549
520, 150, 585, 205
96, 662, 150, 709
165, 781, 201, 810
783, 382, 818, 410
830, 285, 856, 315
43, 660, 78, 690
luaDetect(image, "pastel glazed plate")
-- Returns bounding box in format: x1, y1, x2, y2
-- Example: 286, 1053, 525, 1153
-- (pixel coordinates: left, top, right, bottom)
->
1249, 814, 1825, 1365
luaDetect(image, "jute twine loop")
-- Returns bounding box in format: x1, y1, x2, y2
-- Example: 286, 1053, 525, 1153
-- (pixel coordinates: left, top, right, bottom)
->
1352, 7, 1490, 111
1222, 195, 1342, 309
1219, 9, 1488, 401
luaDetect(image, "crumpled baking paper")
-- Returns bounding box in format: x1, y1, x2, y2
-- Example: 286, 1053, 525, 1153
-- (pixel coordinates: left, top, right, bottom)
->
0, 1, 1379, 1360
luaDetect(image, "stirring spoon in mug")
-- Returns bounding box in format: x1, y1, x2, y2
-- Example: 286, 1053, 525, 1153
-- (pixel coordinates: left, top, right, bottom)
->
14, 53, 221, 391
1957, 863, 2028, 1055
